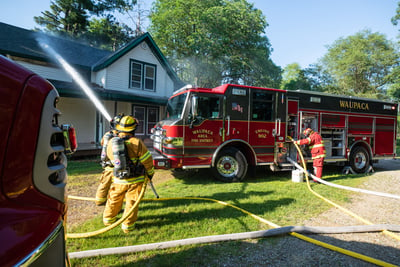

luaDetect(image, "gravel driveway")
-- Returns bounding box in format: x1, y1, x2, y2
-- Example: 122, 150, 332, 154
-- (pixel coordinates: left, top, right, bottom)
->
210, 159, 400, 267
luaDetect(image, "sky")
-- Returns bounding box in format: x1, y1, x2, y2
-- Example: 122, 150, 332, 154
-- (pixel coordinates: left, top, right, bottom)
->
1, 0, 399, 69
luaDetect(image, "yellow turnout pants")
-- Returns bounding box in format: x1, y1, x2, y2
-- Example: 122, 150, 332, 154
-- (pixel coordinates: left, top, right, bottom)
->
95, 169, 113, 205
103, 182, 143, 232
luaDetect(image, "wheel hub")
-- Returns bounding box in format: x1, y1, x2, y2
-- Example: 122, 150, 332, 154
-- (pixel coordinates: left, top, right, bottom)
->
217, 156, 238, 177
354, 153, 366, 169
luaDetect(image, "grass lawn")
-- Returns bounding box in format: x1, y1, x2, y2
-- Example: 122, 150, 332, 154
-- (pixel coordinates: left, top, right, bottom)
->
65, 159, 372, 266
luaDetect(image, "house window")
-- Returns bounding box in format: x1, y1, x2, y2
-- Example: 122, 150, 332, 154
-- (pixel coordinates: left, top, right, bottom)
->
130, 60, 156, 91
132, 105, 159, 136
144, 65, 155, 90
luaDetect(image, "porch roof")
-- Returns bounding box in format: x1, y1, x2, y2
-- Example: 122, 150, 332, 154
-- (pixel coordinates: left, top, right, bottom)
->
50, 80, 168, 105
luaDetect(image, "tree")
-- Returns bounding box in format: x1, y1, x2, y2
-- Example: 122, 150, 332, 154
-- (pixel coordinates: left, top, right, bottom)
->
34, 0, 138, 50
149, 0, 281, 88
87, 17, 133, 51
390, 2, 400, 101
280, 63, 313, 91
391, 1, 400, 31
34, 0, 93, 37
317, 30, 399, 98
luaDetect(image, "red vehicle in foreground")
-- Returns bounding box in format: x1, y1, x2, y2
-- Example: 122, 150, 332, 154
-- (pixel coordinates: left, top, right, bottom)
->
151, 84, 398, 182
0, 55, 75, 266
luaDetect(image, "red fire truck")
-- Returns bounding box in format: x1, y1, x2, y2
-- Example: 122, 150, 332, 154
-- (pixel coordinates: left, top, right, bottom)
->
0, 55, 76, 266
151, 84, 398, 182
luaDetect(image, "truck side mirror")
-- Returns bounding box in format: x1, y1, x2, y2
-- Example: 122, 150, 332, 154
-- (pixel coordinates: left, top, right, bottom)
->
189, 96, 199, 129
191, 95, 198, 118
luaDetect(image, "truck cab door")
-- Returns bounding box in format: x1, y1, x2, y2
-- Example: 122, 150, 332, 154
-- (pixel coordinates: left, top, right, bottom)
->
224, 86, 249, 141
183, 93, 224, 166
247, 89, 286, 163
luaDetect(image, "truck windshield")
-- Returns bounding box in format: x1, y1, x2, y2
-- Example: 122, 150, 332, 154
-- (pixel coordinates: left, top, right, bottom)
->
165, 93, 187, 120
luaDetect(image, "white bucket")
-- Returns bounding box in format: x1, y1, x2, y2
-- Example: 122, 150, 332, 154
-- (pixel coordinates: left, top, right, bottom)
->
291, 169, 303, 183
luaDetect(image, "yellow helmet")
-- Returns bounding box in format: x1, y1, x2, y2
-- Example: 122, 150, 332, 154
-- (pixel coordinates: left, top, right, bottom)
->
116, 115, 138, 133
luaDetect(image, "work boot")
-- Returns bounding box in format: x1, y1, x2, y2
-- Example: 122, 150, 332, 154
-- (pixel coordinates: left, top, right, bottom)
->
122, 223, 135, 233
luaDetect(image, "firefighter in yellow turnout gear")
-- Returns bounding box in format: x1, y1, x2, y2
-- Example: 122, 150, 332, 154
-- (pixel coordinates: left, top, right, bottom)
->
95, 114, 124, 206
103, 115, 155, 233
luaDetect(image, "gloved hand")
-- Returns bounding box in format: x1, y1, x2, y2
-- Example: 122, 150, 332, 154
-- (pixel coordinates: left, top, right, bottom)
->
147, 173, 153, 180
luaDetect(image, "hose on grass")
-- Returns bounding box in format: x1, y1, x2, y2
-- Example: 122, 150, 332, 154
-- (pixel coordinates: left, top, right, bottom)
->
66, 143, 400, 266
66, 177, 148, 239
67, 193, 399, 266
68, 224, 400, 262
287, 136, 400, 243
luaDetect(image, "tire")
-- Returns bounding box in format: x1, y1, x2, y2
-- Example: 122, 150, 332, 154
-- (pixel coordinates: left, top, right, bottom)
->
349, 146, 370, 173
212, 147, 248, 182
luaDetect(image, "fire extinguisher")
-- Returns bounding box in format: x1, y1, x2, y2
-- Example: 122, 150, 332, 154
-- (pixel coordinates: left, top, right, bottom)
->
62, 124, 77, 155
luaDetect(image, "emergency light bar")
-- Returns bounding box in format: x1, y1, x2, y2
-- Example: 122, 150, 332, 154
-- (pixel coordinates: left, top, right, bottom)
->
383, 104, 396, 110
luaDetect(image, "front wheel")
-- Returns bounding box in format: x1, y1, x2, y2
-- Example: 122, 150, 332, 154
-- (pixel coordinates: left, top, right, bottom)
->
212, 147, 248, 182
349, 146, 370, 173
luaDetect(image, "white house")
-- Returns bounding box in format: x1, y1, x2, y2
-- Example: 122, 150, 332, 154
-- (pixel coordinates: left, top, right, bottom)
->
0, 22, 183, 156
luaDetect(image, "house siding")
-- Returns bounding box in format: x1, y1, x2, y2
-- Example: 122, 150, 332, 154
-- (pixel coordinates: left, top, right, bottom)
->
57, 97, 96, 144
101, 43, 174, 98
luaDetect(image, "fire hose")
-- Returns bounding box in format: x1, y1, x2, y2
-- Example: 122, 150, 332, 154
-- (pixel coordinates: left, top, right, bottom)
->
286, 157, 400, 200
67, 139, 400, 266
66, 177, 148, 239
287, 135, 400, 243
68, 192, 400, 266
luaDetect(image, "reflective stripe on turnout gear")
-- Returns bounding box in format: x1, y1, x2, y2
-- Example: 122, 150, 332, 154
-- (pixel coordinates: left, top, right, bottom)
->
113, 176, 145, 184
103, 216, 117, 226
122, 223, 135, 232
312, 153, 326, 160
309, 142, 325, 149
96, 196, 106, 202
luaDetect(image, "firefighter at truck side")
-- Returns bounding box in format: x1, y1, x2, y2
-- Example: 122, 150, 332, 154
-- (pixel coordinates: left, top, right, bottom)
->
95, 114, 124, 206
103, 115, 155, 233
294, 128, 326, 182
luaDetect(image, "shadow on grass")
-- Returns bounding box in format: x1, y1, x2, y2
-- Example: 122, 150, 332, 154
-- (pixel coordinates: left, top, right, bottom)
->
171, 166, 297, 185
136, 197, 295, 229
171, 159, 400, 186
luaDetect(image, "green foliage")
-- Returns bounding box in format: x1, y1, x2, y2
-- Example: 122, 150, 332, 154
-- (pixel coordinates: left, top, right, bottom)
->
317, 30, 400, 98
149, 0, 281, 88
87, 17, 133, 51
391, 1, 400, 27
280, 63, 313, 90
34, 0, 137, 50
67, 166, 368, 266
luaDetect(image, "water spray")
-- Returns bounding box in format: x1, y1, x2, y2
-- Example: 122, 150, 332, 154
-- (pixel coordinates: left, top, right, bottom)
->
37, 39, 112, 122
